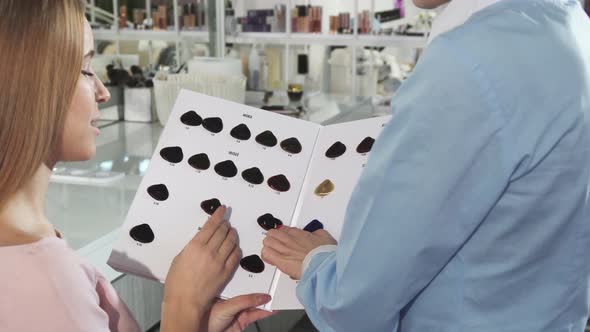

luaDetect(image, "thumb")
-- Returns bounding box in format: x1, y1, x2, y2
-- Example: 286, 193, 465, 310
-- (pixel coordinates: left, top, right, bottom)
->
217, 294, 272, 317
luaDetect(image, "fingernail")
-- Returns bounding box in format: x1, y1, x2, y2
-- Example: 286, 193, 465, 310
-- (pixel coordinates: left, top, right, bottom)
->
276, 225, 282, 229
258, 294, 271, 304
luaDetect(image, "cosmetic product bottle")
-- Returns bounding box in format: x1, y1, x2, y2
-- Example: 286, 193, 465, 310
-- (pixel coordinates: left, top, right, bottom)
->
189, 3, 196, 29
248, 45, 261, 91
291, 8, 299, 33
316, 7, 323, 33
298, 6, 306, 33
225, 1, 237, 35
395, 0, 405, 18
266, 47, 282, 90
199, 0, 207, 29
181, 4, 188, 30
119, 5, 127, 29
196, 0, 202, 29
275, 4, 286, 32
259, 47, 269, 91
330, 15, 337, 34
151, 6, 159, 30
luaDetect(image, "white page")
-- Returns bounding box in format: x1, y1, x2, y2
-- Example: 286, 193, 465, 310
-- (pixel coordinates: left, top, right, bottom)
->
269, 115, 392, 310
109, 90, 321, 304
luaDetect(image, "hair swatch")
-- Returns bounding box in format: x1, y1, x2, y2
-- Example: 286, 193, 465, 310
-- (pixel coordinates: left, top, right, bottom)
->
180, 111, 202, 126
303, 219, 324, 233
188, 153, 211, 170
255, 130, 278, 148
129, 223, 155, 243
257, 213, 283, 231
280, 137, 302, 154
230, 123, 252, 141
214, 160, 238, 178
356, 137, 375, 154
202, 117, 223, 133
147, 184, 169, 201
242, 167, 264, 185
201, 198, 221, 215
314, 179, 334, 197
325, 142, 346, 158
160, 146, 184, 164
267, 174, 290, 192
240, 254, 265, 273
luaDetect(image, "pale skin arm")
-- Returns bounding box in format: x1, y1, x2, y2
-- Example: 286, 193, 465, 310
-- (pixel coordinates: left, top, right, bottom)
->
161, 206, 276, 332
262, 226, 337, 280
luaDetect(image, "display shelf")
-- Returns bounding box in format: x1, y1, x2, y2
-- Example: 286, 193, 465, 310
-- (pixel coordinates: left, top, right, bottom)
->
93, 29, 181, 41
226, 32, 426, 48
179, 30, 210, 42
88, 0, 428, 98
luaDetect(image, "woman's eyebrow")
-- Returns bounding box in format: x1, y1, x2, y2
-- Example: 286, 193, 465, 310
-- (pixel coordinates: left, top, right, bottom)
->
83, 50, 95, 59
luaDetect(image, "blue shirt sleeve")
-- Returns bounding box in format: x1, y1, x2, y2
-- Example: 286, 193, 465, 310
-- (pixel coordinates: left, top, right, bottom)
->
296, 36, 514, 332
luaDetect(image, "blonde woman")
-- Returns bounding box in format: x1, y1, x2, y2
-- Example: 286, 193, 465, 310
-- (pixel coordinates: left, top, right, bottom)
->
0, 1, 273, 331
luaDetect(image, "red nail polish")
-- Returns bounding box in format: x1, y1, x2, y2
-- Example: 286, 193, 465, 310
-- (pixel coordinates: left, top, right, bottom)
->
276, 225, 282, 229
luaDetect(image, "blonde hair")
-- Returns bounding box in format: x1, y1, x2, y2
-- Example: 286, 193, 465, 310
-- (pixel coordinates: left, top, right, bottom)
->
0, 0, 85, 208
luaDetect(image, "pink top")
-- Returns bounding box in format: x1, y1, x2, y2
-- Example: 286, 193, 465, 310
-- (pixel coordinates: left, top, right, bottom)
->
0, 237, 140, 331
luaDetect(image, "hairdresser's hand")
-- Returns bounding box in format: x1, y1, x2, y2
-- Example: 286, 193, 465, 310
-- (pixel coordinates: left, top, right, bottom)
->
262, 226, 337, 280
207, 294, 277, 332
162, 206, 241, 332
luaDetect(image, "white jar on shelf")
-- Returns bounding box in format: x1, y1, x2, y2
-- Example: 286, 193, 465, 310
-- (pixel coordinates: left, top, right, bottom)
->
328, 48, 382, 97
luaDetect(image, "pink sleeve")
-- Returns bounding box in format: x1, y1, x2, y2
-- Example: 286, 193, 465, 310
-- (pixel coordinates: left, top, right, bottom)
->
0, 238, 140, 332
95, 274, 142, 332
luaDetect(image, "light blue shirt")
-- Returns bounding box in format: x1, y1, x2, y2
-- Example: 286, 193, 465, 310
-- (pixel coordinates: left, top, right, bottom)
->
297, 1, 590, 331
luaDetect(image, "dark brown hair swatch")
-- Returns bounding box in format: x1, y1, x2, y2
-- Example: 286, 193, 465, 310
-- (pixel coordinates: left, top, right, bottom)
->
147, 184, 169, 201
255, 130, 278, 147
160, 146, 184, 164
188, 153, 211, 170
257, 213, 283, 231
180, 111, 202, 126
242, 167, 264, 185
267, 174, 290, 192
202, 117, 223, 133
280, 137, 302, 154
130, 223, 155, 243
356, 137, 375, 154
214, 160, 238, 178
240, 254, 265, 273
201, 198, 221, 215
325, 142, 346, 159
230, 123, 251, 141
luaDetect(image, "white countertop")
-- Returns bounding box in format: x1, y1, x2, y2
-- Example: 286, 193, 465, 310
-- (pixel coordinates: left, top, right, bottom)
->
45, 96, 386, 282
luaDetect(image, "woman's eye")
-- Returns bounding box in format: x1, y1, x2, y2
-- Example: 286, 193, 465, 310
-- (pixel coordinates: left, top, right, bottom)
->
81, 70, 94, 77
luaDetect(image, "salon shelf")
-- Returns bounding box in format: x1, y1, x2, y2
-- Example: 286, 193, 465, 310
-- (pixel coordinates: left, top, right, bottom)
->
225, 32, 427, 48
179, 30, 210, 42
92, 29, 204, 42
91, 29, 174, 41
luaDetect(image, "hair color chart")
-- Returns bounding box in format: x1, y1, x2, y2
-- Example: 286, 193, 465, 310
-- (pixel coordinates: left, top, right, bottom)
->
268, 116, 391, 310
108, 89, 391, 310
109, 90, 321, 301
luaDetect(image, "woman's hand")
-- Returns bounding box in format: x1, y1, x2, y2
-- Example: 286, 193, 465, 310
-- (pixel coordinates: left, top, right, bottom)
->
262, 226, 337, 280
206, 294, 277, 332
161, 206, 241, 332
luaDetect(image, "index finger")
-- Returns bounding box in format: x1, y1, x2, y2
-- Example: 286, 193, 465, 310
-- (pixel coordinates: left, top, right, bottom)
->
193, 205, 227, 244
